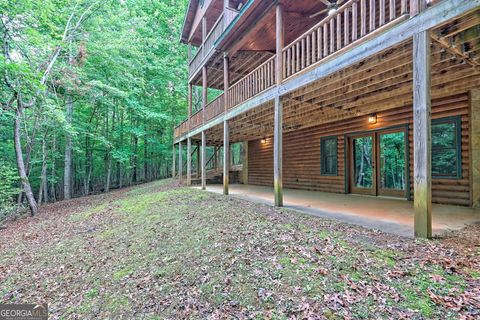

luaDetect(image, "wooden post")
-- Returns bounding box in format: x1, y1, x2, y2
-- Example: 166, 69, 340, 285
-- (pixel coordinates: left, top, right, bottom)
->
470, 89, 480, 207
202, 66, 208, 123
410, 0, 427, 16
178, 141, 183, 181
276, 4, 284, 84
224, 54, 230, 111
187, 138, 192, 186
172, 143, 176, 178
242, 141, 248, 185
196, 142, 201, 178
223, 121, 230, 195
413, 30, 432, 238
274, 95, 283, 206
188, 83, 193, 120
188, 43, 192, 63
202, 16, 207, 43
201, 131, 206, 190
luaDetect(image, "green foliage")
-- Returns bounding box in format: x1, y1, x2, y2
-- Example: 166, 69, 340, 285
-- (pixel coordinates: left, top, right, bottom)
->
0, 161, 20, 221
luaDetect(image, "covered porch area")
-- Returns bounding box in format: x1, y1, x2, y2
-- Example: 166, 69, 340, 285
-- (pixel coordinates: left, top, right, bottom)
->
198, 184, 480, 238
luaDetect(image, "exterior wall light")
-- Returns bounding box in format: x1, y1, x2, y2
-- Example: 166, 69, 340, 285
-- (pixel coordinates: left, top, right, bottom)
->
328, 4, 338, 16
368, 114, 377, 124
260, 137, 267, 144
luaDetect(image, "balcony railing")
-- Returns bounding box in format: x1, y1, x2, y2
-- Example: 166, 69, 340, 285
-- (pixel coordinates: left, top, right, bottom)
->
189, 13, 225, 78
227, 55, 276, 109
283, 0, 409, 79
175, 0, 413, 139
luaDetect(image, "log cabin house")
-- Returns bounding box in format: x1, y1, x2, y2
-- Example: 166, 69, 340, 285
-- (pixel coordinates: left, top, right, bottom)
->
173, 0, 480, 238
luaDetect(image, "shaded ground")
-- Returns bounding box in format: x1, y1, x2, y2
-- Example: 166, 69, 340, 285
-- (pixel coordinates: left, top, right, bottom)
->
1, 180, 479, 319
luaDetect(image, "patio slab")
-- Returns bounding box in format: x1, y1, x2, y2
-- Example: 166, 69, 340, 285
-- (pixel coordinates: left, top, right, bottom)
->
195, 184, 480, 237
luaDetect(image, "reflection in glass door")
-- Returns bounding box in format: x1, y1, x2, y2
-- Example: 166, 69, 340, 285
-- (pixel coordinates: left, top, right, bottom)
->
349, 128, 407, 198
350, 134, 376, 195
378, 130, 406, 197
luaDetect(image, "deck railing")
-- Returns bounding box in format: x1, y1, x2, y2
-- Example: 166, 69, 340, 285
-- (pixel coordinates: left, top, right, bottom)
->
226, 55, 276, 109
205, 93, 225, 121
175, 0, 413, 139
283, 0, 408, 79
189, 13, 225, 78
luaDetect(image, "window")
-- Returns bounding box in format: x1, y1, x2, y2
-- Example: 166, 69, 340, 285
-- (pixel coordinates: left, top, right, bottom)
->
321, 136, 338, 175
432, 117, 462, 178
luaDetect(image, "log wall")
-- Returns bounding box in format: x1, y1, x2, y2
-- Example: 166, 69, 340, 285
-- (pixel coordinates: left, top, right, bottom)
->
248, 92, 471, 206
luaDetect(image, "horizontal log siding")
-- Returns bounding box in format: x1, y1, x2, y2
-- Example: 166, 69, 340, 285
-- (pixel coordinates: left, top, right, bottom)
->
248, 93, 471, 206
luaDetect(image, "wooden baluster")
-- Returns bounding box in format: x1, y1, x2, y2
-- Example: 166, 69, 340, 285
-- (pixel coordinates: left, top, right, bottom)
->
301, 37, 305, 70
352, 2, 358, 41
344, 8, 350, 46
311, 31, 316, 64
390, 0, 396, 20
361, 0, 366, 36
337, 14, 342, 50
330, 19, 335, 53
282, 51, 287, 80
401, 0, 406, 14
317, 27, 322, 60
295, 42, 300, 72
286, 47, 291, 77
306, 34, 311, 66
380, 0, 385, 25
323, 23, 328, 57
370, 0, 376, 32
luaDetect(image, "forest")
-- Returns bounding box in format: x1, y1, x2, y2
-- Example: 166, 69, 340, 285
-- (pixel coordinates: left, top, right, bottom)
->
0, 0, 188, 220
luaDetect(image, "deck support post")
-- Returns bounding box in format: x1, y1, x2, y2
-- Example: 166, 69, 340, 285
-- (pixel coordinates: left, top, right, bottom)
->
223, 121, 230, 195
273, 3, 284, 206
242, 141, 248, 185
276, 3, 284, 84
470, 89, 480, 207
178, 141, 183, 181
201, 131, 206, 190
196, 142, 201, 178
413, 30, 432, 238
202, 66, 208, 123
172, 143, 176, 178
274, 95, 283, 207
187, 138, 192, 186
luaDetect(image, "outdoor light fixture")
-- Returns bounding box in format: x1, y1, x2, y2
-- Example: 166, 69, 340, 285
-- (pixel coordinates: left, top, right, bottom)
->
328, 4, 338, 16
368, 114, 377, 124
261, 137, 267, 144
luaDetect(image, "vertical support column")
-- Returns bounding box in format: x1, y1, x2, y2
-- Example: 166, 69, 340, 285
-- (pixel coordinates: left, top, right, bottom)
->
274, 95, 283, 207
470, 89, 480, 207
224, 54, 230, 111
413, 30, 432, 238
188, 43, 192, 63
202, 66, 208, 123
276, 4, 284, 84
223, 121, 230, 195
410, 0, 427, 17
188, 83, 193, 120
187, 138, 192, 186
242, 141, 248, 185
202, 17, 207, 43
178, 141, 183, 181
172, 143, 176, 178
196, 142, 201, 178
201, 131, 206, 190
274, 3, 284, 207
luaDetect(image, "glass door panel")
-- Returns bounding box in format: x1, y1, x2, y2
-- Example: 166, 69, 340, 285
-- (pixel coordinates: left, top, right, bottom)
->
350, 134, 376, 195
378, 130, 407, 197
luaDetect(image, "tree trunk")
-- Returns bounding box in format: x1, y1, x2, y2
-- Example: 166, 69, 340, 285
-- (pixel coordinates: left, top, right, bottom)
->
64, 94, 73, 200
38, 136, 48, 205
14, 105, 38, 216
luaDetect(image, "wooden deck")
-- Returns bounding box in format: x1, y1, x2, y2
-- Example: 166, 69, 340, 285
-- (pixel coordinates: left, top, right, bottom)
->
175, 0, 477, 141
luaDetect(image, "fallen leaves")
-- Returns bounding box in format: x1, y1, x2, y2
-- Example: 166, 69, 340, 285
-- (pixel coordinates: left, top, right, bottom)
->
0, 179, 479, 319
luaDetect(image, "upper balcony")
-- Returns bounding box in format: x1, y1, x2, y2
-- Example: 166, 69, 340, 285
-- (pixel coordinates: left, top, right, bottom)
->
175, 0, 445, 140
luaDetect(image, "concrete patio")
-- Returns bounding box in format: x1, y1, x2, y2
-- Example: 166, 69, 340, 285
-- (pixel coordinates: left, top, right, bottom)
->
195, 184, 480, 237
